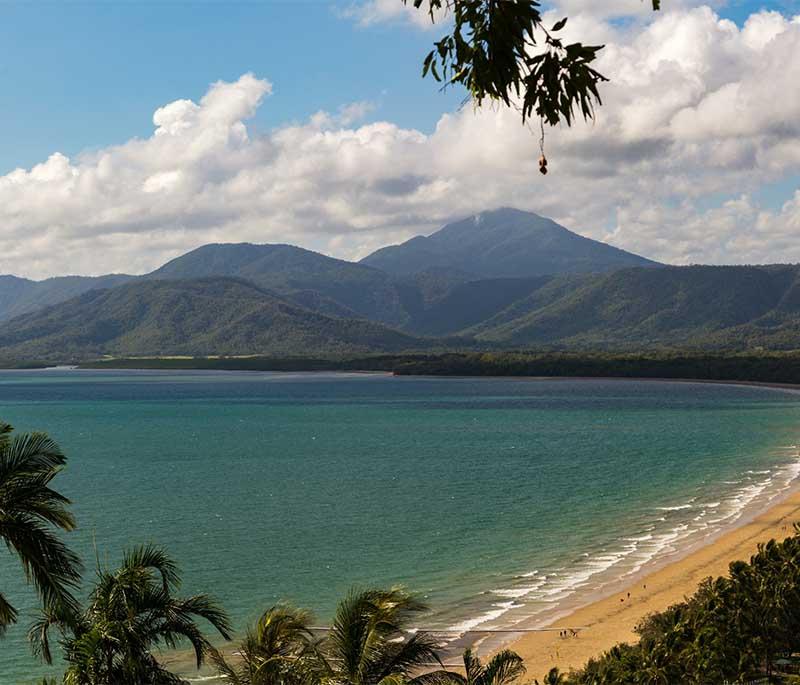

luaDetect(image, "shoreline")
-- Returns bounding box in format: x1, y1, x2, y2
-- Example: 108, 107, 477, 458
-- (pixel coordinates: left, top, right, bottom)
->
506, 486, 800, 680
13, 364, 800, 393
171, 477, 800, 684
181, 484, 800, 683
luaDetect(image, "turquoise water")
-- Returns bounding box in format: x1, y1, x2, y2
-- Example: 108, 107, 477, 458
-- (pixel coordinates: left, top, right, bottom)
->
2, 370, 800, 682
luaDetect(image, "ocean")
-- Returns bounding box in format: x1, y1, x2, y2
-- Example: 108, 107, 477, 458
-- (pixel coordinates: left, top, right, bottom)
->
1, 369, 800, 682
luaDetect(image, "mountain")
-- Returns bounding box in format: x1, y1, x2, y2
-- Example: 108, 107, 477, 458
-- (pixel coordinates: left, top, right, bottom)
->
6, 263, 800, 360
0, 278, 425, 360
0, 274, 134, 322
360, 208, 660, 278
7, 208, 800, 359
402, 276, 554, 336
146, 243, 410, 326
0, 209, 662, 332
469, 265, 800, 349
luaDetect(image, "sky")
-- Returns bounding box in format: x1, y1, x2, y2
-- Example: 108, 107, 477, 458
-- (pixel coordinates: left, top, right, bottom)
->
1, 0, 800, 278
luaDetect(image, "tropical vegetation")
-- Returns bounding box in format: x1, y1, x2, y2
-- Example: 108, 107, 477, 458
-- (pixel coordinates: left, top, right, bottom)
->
78, 350, 800, 387
30, 544, 231, 685
209, 604, 318, 685
420, 647, 526, 685
211, 589, 527, 685
562, 525, 800, 684
0, 420, 81, 635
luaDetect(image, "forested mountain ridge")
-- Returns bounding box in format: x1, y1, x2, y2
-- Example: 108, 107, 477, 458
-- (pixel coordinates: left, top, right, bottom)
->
146, 242, 411, 326
0, 278, 426, 360
5, 210, 800, 359
361, 208, 660, 277
1, 208, 653, 325
469, 265, 800, 349
0, 273, 134, 322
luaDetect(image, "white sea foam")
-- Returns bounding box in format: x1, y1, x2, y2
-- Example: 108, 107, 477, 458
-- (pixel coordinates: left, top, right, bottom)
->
492, 580, 547, 598
450, 454, 800, 639
448, 601, 523, 633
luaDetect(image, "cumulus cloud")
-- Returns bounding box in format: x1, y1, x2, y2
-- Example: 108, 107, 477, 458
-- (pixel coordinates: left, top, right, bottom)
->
340, 0, 443, 28
2, 7, 800, 279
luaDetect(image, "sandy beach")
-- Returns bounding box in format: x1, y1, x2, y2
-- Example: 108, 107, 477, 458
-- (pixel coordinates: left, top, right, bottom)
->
509, 488, 800, 681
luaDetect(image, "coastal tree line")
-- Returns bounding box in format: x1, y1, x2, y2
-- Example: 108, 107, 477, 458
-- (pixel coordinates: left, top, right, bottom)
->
75, 352, 800, 387
4, 418, 800, 684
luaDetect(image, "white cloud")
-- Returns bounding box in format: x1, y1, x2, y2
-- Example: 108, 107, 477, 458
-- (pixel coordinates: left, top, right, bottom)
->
550, 0, 725, 21
340, 0, 443, 29
607, 192, 800, 266
2, 7, 800, 279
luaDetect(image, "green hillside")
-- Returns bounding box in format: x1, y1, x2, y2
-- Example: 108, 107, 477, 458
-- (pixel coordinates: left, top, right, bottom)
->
403, 276, 552, 336
0, 209, 664, 337
7, 265, 800, 360
147, 242, 411, 326
6, 209, 800, 359
0, 278, 425, 360
0, 273, 134, 321
471, 265, 800, 349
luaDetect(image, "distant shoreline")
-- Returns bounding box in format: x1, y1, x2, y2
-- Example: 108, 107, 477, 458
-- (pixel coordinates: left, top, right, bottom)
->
13, 363, 800, 394
6, 351, 800, 390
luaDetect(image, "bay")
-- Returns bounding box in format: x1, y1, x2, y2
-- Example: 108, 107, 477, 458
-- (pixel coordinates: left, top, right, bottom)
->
2, 370, 800, 682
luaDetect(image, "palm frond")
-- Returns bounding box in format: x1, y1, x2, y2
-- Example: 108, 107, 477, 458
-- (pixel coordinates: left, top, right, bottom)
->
0, 590, 18, 635
376, 632, 443, 681
479, 650, 526, 685
27, 601, 80, 664
462, 648, 481, 682
0, 432, 68, 482
378, 676, 411, 685
172, 593, 233, 640
208, 646, 245, 685
122, 544, 181, 589
2, 421, 80, 636
0, 514, 82, 615
411, 670, 466, 685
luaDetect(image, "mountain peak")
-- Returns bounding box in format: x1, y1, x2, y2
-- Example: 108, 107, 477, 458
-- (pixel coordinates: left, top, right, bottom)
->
361, 208, 660, 278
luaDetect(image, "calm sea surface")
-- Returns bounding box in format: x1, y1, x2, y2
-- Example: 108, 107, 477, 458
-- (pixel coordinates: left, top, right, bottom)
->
2, 370, 800, 682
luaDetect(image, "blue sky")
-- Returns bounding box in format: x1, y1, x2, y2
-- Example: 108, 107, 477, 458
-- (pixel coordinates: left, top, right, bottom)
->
0, 0, 793, 173
0, 1, 466, 172
2, 0, 800, 277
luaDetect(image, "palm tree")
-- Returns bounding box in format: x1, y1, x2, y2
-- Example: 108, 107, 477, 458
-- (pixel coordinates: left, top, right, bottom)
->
210, 604, 318, 685
316, 587, 443, 685
30, 544, 232, 685
420, 648, 526, 685
0, 420, 82, 634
